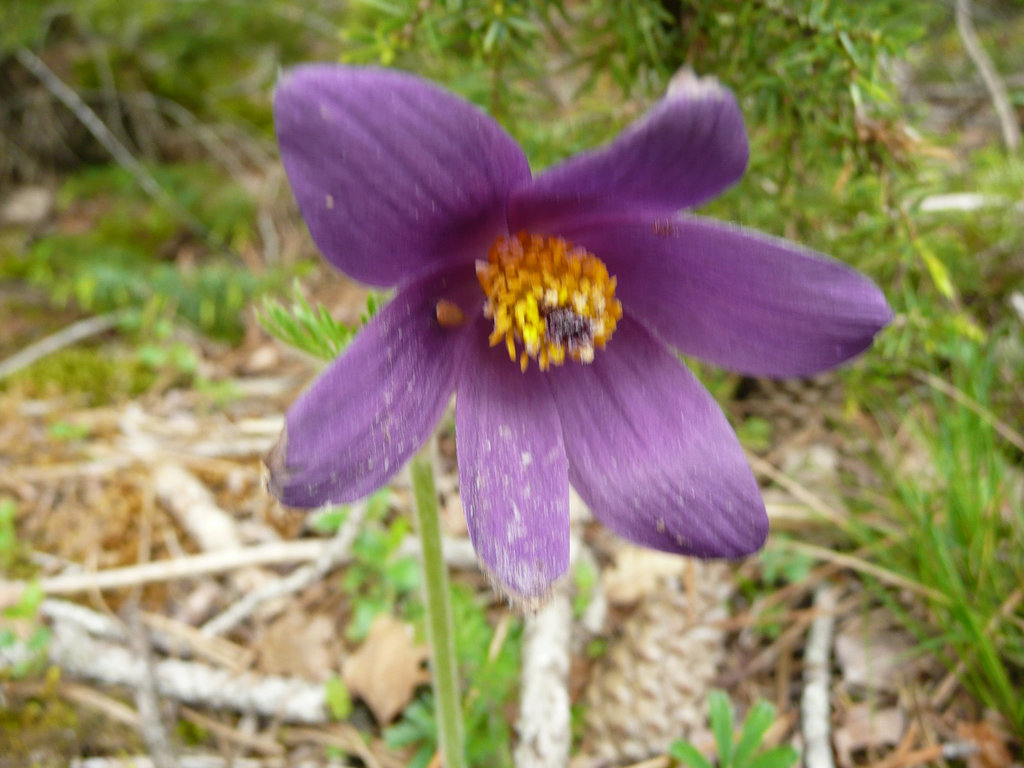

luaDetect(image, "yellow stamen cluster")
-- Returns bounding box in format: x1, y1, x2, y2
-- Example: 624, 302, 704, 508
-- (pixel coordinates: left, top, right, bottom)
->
477, 231, 622, 372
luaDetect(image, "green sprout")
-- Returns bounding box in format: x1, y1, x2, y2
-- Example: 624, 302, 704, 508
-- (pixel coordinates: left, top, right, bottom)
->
670, 691, 798, 768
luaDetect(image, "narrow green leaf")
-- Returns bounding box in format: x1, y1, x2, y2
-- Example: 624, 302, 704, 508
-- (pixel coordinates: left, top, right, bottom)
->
733, 700, 776, 767
746, 745, 800, 768
668, 740, 714, 768
324, 676, 353, 720
916, 241, 955, 300
708, 690, 734, 767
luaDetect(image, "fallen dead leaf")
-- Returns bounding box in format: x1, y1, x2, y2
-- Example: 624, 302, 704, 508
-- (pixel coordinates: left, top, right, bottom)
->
835, 611, 915, 694
343, 613, 429, 724
957, 721, 1015, 768
257, 607, 336, 681
601, 545, 688, 605
834, 704, 906, 768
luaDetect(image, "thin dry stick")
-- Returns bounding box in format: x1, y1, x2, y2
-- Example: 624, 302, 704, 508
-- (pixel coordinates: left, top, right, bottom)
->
620, 759, 671, 768
0, 621, 331, 723
125, 609, 178, 768
1, 536, 478, 603
0, 313, 122, 380
865, 740, 979, 768
22, 539, 328, 596
39, 599, 245, 671
12, 680, 141, 729
802, 585, 837, 768
14, 48, 214, 238
914, 369, 1024, 453
70, 758, 355, 768
200, 501, 369, 637
955, 0, 1021, 152
179, 706, 285, 756
284, 725, 388, 768
776, 540, 947, 602
514, 584, 572, 768
746, 453, 848, 529
154, 464, 244, 552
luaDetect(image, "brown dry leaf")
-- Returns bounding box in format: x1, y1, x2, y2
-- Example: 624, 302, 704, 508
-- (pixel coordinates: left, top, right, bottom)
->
835, 612, 915, 694
257, 607, 336, 681
834, 705, 905, 768
343, 613, 429, 724
1, 185, 54, 226
601, 545, 688, 605
441, 493, 468, 536
957, 721, 1015, 768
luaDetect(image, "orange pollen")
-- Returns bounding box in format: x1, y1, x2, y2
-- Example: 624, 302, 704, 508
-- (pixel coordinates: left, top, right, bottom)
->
435, 299, 465, 327
476, 231, 622, 372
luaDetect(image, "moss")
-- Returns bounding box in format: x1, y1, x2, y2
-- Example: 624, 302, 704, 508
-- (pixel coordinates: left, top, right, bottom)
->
1, 347, 157, 406
0, 668, 140, 766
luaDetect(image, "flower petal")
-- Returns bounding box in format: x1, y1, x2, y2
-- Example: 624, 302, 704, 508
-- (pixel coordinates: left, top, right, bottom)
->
508, 71, 748, 233
275, 65, 531, 286
267, 269, 479, 507
559, 215, 893, 378
547, 318, 767, 558
456, 329, 570, 603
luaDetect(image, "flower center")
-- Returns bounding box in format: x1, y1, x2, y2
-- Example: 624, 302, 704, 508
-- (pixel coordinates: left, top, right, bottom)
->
476, 231, 622, 372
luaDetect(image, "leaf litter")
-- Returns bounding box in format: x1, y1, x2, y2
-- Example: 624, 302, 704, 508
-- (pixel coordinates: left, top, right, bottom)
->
0, 200, 1018, 767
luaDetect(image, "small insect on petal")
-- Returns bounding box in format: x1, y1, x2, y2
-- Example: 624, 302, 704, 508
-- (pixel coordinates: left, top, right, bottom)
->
435, 299, 466, 328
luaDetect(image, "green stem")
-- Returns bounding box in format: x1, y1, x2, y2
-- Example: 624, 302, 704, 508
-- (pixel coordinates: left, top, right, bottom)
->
410, 445, 467, 768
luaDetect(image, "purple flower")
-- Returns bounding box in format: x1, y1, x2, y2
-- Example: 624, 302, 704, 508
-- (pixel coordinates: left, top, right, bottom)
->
267, 64, 891, 603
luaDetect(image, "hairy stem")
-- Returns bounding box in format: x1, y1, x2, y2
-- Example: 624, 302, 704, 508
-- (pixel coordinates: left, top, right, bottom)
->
411, 445, 466, 768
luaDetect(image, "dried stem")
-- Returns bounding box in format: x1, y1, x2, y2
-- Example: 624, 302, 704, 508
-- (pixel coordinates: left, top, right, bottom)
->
0, 312, 123, 381
200, 500, 368, 637
13, 47, 230, 245
0, 535, 477, 604
124, 609, 178, 768
514, 585, 572, 768
955, 0, 1021, 152
801, 585, 837, 768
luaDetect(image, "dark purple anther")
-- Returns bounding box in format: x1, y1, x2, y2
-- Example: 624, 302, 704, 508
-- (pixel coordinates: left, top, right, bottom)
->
544, 307, 593, 351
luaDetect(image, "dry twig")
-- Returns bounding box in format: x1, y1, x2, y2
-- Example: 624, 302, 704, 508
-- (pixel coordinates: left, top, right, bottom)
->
801, 585, 837, 768
13, 47, 215, 238
1, 620, 330, 723
0, 313, 122, 381
70, 759, 355, 768
200, 500, 369, 637
514, 583, 572, 768
955, 0, 1021, 152
154, 464, 245, 552
0, 535, 478, 601
125, 609, 179, 768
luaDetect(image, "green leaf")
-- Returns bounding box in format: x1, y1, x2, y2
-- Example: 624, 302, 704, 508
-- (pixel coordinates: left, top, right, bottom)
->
324, 676, 353, 720
733, 700, 776, 767
257, 280, 366, 361
385, 556, 421, 592
669, 739, 714, 768
746, 745, 800, 768
916, 240, 955, 301
4, 581, 43, 619
708, 690, 734, 767
309, 506, 350, 535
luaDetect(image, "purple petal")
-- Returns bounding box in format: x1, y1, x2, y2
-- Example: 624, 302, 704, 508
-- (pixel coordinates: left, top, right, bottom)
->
275, 65, 530, 286
559, 215, 893, 378
547, 318, 767, 558
456, 328, 570, 603
508, 71, 748, 233
267, 268, 480, 507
